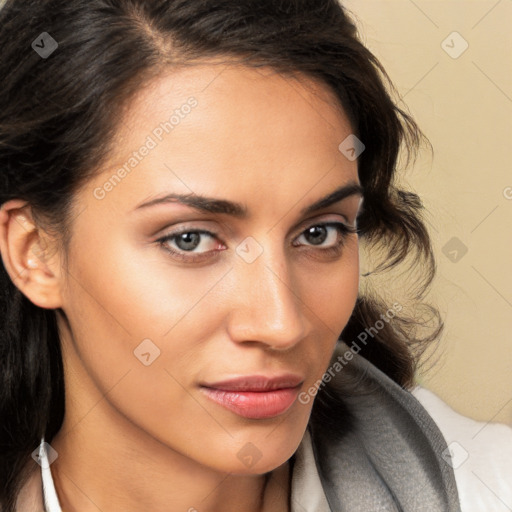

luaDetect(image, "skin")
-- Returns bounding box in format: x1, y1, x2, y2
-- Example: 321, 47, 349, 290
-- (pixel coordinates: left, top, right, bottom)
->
0, 62, 363, 512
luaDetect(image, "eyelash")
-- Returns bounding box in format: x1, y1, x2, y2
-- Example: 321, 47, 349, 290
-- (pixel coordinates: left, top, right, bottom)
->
156, 222, 358, 263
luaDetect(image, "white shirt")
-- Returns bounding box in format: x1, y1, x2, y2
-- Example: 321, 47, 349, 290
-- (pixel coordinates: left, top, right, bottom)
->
412, 386, 512, 512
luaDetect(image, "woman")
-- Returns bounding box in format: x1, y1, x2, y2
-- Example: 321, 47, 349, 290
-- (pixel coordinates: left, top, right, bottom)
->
0, 0, 484, 511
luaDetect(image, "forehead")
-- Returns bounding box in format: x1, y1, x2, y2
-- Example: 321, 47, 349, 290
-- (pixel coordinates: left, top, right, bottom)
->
110, 61, 352, 158
81, 62, 358, 217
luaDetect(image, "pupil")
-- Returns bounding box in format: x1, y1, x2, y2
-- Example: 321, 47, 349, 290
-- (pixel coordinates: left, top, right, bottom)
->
306, 226, 327, 245
177, 232, 200, 251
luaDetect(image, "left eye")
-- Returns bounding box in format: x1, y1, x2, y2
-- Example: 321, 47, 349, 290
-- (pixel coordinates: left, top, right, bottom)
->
294, 223, 348, 248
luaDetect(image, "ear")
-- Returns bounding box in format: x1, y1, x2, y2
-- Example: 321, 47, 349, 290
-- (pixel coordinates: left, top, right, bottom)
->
0, 199, 64, 309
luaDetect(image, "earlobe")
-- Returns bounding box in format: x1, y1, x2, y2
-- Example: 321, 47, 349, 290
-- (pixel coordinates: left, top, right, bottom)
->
0, 199, 63, 309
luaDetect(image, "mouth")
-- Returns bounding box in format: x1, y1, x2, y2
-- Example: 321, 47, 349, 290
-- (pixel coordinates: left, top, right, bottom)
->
199, 374, 304, 419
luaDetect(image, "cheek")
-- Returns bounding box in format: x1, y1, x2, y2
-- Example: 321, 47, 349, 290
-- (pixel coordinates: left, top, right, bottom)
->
69, 227, 232, 335
60, 231, 232, 389
60, 237, 241, 456
298, 242, 360, 374
302, 241, 359, 328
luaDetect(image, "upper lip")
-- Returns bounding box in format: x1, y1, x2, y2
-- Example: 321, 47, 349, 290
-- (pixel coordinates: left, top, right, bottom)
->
201, 374, 304, 392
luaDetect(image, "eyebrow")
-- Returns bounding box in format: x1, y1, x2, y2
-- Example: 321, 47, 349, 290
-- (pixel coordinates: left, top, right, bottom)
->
133, 181, 364, 218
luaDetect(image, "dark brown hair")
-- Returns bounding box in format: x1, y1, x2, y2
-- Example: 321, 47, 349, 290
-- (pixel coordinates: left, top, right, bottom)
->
0, 0, 441, 509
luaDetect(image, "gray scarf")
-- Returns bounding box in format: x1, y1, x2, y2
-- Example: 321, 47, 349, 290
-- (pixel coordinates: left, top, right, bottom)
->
305, 342, 461, 511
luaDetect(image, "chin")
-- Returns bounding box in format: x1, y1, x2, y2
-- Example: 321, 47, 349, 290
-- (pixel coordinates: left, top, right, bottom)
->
214, 426, 305, 475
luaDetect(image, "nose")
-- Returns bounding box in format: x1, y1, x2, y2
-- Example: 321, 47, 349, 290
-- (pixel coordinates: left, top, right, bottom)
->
225, 243, 308, 351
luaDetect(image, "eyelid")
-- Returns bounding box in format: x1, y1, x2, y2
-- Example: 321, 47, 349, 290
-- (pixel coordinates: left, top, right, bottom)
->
296, 213, 353, 231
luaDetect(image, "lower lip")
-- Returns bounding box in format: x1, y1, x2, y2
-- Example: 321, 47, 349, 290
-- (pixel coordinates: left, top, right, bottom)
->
199, 386, 301, 419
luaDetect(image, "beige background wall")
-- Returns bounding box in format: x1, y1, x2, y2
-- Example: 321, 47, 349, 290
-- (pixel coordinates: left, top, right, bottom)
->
346, 0, 512, 425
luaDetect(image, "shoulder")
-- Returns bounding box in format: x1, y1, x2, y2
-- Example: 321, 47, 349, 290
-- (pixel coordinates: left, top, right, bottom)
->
412, 386, 512, 512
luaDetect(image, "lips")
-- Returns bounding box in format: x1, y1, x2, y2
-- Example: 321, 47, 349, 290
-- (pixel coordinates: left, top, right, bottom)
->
201, 374, 304, 392
199, 374, 304, 419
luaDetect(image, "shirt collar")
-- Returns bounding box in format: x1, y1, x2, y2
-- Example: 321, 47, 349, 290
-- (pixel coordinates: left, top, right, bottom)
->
290, 428, 331, 512
39, 437, 62, 512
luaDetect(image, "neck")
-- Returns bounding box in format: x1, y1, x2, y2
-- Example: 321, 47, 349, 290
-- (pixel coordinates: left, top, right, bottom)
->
50, 416, 291, 512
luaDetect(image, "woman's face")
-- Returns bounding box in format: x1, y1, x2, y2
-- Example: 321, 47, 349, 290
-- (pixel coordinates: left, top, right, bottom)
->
54, 63, 363, 474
